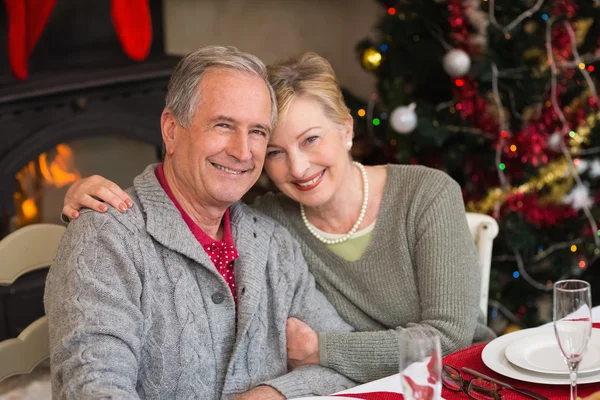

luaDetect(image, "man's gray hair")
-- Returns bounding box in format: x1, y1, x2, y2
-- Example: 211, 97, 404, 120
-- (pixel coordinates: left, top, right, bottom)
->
165, 45, 277, 129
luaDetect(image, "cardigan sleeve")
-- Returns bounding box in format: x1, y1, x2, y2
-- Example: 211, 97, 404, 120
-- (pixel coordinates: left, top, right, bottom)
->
317, 176, 482, 383
261, 227, 357, 397
44, 212, 144, 399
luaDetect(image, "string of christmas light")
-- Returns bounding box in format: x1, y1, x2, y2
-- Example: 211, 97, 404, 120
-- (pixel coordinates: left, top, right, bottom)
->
491, 63, 510, 210
564, 22, 600, 114
494, 237, 585, 263
546, 16, 600, 247
488, 0, 545, 35
511, 245, 552, 291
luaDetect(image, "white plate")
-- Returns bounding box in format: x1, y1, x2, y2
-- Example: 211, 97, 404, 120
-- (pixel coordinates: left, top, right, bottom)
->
482, 326, 600, 385
504, 329, 600, 375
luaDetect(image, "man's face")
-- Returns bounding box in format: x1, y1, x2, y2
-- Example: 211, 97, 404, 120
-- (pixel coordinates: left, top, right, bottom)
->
163, 68, 272, 208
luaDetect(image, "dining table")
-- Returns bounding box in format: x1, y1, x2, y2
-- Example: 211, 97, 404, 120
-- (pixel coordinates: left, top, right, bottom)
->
312, 305, 600, 400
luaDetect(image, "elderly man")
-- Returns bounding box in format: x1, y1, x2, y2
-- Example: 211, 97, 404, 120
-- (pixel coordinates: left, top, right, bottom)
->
44, 46, 355, 399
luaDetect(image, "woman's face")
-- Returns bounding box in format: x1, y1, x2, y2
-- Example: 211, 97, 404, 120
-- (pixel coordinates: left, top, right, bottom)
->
264, 96, 353, 207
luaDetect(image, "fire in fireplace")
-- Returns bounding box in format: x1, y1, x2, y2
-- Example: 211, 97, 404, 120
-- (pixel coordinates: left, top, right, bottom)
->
14, 143, 80, 228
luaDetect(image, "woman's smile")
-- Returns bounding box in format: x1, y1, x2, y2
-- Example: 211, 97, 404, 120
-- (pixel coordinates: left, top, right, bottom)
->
292, 169, 326, 191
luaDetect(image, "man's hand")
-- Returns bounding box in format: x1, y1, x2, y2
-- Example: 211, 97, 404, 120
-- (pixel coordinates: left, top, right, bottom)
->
286, 317, 320, 369
232, 385, 285, 400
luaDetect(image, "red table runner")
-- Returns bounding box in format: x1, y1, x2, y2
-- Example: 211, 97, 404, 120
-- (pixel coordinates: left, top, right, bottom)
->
336, 323, 600, 400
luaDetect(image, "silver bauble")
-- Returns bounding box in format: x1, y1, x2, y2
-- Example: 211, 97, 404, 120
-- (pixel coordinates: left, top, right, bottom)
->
390, 103, 417, 134
443, 49, 471, 77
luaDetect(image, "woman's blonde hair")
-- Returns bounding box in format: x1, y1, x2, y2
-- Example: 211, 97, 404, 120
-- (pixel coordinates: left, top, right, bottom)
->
267, 52, 350, 127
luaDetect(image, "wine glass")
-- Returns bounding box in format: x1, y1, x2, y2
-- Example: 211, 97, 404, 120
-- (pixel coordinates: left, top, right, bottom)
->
399, 333, 442, 400
553, 279, 592, 400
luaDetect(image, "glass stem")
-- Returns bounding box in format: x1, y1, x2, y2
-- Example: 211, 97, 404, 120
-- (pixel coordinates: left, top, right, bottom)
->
568, 360, 580, 400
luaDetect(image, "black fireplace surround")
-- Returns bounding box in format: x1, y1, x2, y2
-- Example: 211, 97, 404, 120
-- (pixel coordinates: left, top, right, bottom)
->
0, 0, 179, 340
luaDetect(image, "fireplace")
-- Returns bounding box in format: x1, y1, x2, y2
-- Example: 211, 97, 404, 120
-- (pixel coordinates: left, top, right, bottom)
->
0, 0, 179, 340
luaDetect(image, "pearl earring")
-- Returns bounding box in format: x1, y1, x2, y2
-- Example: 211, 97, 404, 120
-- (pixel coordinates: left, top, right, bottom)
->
347, 141, 353, 150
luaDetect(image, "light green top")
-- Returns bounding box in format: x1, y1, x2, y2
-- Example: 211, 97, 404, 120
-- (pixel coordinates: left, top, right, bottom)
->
327, 233, 373, 261
309, 222, 375, 262
253, 164, 496, 383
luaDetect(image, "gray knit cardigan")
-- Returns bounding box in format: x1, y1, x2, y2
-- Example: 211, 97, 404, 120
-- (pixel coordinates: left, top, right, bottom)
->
44, 164, 357, 399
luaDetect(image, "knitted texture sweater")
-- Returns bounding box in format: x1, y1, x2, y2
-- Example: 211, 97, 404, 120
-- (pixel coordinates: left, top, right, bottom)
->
44, 164, 357, 400
253, 165, 496, 383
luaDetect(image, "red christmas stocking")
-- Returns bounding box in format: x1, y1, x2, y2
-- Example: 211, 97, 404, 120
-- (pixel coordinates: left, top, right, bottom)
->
25, 0, 57, 54
5, 0, 27, 80
111, 0, 152, 62
4, 0, 56, 80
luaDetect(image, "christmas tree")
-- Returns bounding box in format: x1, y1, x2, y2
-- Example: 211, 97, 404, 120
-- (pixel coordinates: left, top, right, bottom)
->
353, 0, 600, 333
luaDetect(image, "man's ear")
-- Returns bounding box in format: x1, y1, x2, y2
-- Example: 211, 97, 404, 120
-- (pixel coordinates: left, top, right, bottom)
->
161, 109, 177, 156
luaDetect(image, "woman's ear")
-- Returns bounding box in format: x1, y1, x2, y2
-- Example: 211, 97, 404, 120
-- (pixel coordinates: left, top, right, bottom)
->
161, 109, 177, 156
344, 114, 354, 145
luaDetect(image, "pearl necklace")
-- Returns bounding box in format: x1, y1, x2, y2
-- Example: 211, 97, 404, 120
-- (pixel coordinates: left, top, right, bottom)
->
300, 161, 369, 245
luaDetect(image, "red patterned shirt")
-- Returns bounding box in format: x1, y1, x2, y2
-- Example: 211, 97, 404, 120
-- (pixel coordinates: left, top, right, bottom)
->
155, 163, 239, 305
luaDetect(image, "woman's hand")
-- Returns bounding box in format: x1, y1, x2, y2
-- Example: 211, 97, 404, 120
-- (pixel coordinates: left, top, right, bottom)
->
286, 317, 320, 369
63, 175, 132, 220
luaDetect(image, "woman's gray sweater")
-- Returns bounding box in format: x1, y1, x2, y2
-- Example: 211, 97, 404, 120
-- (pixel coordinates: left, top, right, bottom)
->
253, 165, 496, 383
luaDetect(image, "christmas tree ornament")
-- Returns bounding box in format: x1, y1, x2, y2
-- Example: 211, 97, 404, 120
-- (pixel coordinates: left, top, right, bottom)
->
589, 159, 600, 178
563, 184, 593, 210
361, 48, 383, 71
443, 49, 471, 77
390, 103, 417, 134
546, 132, 563, 152
524, 21, 538, 35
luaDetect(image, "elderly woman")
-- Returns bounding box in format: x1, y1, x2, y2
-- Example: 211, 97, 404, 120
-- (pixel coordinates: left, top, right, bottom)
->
61, 52, 495, 383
